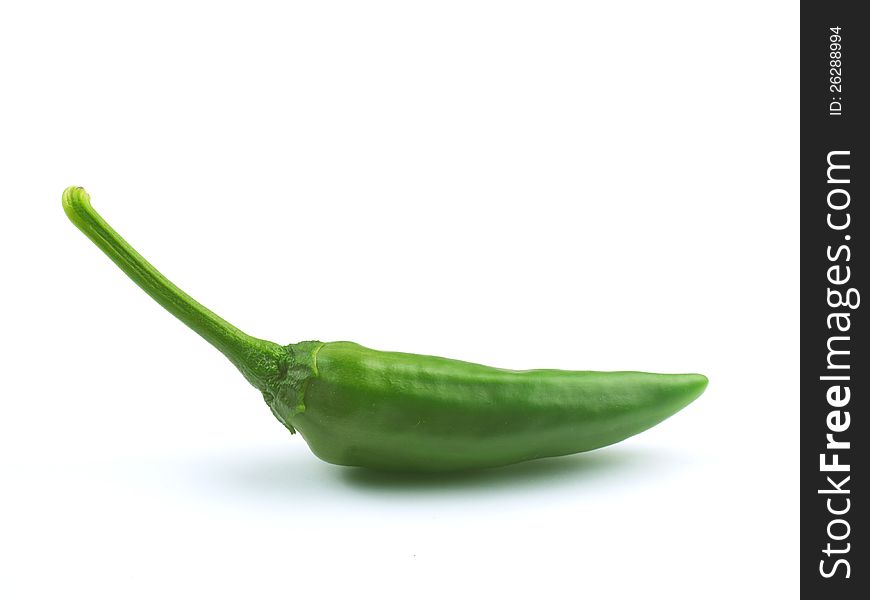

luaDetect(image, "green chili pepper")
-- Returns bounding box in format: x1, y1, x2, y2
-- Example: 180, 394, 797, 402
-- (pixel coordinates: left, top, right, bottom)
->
62, 186, 707, 472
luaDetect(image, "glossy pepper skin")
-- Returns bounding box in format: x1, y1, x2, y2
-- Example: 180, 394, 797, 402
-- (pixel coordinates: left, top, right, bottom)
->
62, 186, 708, 472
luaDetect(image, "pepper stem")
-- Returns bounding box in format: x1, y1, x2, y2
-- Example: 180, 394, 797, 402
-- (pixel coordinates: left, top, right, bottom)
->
62, 186, 286, 391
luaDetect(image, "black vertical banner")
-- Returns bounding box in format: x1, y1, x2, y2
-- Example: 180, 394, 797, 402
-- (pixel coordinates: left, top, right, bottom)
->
802, 3, 867, 597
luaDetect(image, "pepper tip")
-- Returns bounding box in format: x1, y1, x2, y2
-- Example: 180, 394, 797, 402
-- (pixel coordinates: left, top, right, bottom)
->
689, 373, 709, 399
62, 186, 91, 221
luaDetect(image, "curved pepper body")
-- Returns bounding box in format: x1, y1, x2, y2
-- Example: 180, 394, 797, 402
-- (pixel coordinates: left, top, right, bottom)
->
62, 186, 708, 473
273, 342, 707, 471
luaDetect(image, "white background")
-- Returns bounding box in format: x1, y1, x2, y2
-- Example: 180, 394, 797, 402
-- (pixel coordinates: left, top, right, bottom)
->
1, 2, 798, 598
